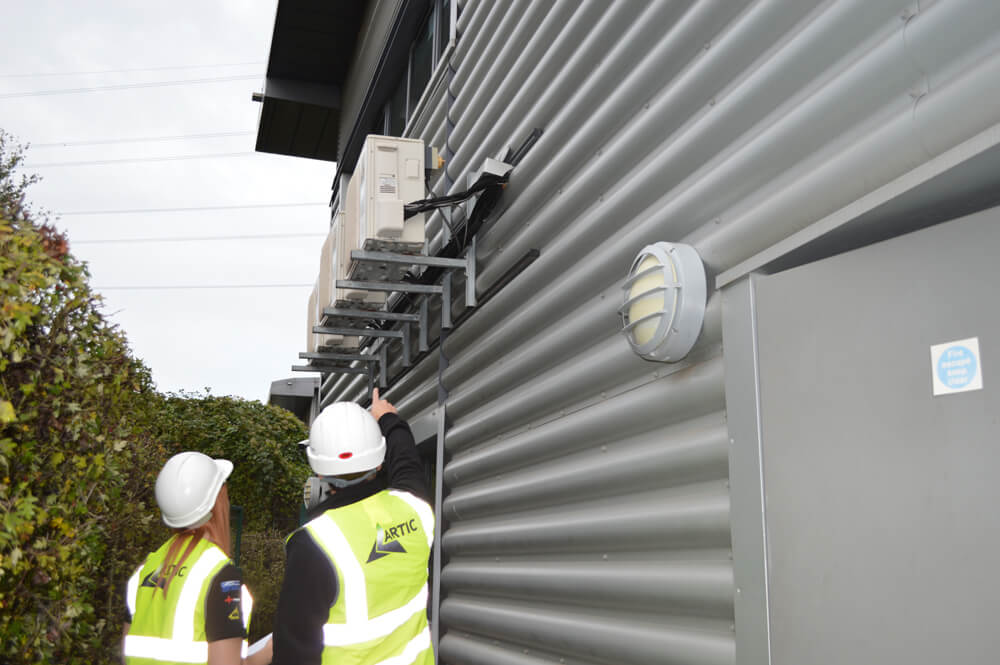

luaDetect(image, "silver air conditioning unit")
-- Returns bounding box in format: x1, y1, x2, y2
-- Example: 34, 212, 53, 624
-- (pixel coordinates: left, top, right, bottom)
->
354, 135, 425, 252
337, 188, 384, 306
315, 217, 359, 349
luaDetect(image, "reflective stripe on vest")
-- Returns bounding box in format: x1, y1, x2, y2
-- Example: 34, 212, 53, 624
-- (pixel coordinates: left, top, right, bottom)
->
124, 539, 229, 664
126, 563, 142, 617
389, 490, 434, 549
304, 490, 434, 665
240, 584, 253, 659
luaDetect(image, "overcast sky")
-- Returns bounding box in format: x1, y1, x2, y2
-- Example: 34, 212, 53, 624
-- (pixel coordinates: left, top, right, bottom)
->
1, 1, 334, 402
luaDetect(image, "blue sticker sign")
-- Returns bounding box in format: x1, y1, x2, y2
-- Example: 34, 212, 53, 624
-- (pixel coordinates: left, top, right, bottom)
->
930, 337, 983, 396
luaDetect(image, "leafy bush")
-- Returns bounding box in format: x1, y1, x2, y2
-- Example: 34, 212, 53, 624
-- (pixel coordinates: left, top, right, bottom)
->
130, 393, 310, 642
0, 131, 309, 662
137, 393, 309, 534
0, 212, 156, 662
238, 528, 289, 642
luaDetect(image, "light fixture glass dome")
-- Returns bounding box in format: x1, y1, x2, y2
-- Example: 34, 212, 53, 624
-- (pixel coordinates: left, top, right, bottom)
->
620, 242, 706, 362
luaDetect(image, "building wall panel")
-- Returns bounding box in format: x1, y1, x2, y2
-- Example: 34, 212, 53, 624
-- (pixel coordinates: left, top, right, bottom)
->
322, 2, 1000, 662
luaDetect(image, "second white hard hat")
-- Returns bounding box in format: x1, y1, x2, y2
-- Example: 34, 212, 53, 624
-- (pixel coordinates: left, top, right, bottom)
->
306, 402, 386, 476
155, 451, 233, 529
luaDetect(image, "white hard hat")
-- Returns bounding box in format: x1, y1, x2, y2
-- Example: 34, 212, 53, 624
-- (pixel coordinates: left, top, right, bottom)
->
306, 402, 386, 476
155, 452, 233, 529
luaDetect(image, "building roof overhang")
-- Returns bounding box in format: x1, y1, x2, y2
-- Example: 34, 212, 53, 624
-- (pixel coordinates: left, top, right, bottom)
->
254, 0, 367, 161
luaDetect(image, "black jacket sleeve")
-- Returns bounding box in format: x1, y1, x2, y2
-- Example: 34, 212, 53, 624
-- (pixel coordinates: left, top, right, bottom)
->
378, 412, 430, 503
204, 564, 246, 642
271, 530, 337, 665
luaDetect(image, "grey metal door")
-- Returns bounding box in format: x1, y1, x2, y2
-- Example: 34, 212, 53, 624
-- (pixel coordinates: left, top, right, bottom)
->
752, 207, 1000, 664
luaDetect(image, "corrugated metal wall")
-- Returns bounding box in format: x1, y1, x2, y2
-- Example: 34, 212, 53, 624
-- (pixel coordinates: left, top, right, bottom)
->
325, 1, 1000, 663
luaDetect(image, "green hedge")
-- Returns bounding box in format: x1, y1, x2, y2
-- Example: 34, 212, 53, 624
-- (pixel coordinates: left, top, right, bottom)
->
0, 132, 309, 662
1, 215, 156, 662
137, 394, 309, 534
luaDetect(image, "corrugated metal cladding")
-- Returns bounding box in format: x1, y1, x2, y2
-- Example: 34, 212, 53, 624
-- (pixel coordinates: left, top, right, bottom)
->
323, 1, 1000, 663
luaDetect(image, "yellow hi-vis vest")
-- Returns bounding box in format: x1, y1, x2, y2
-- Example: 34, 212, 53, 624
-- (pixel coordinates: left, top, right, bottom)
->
303, 489, 435, 665
124, 536, 253, 664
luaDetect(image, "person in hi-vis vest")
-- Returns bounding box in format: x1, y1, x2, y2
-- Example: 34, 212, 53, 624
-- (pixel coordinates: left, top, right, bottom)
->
122, 452, 272, 665
272, 389, 434, 665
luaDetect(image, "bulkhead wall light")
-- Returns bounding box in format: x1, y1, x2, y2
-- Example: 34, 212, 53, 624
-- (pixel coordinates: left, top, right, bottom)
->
620, 241, 706, 362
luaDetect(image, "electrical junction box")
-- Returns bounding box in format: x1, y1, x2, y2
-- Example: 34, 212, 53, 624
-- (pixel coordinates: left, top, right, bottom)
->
353, 134, 425, 253
465, 156, 512, 219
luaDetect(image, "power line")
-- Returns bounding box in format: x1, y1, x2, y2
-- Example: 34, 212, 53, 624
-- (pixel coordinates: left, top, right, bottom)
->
31, 131, 254, 148
74, 232, 325, 244
59, 202, 328, 216
0, 61, 264, 78
95, 283, 313, 291
0, 74, 259, 99
25, 151, 256, 167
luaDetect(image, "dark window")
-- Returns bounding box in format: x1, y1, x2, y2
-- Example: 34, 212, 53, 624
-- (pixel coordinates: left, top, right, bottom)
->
436, 0, 451, 62
371, 108, 387, 136
409, 11, 433, 112
389, 74, 407, 136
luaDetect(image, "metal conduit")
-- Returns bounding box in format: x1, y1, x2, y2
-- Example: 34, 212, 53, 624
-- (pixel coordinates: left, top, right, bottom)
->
441, 558, 734, 618
445, 356, 726, 482
444, 414, 729, 520
440, 596, 735, 665
442, 481, 731, 555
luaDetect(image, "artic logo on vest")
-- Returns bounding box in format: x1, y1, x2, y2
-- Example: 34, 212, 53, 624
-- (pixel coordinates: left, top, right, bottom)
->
367, 519, 419, 563
140, 563, 187, 589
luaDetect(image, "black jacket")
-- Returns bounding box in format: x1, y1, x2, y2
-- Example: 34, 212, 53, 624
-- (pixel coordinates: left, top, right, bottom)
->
271, 413, 430, 665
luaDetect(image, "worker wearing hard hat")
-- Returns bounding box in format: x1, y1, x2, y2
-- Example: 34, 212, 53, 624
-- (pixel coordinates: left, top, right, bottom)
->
122, 452, 272, 665
271, 389, 433, 665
